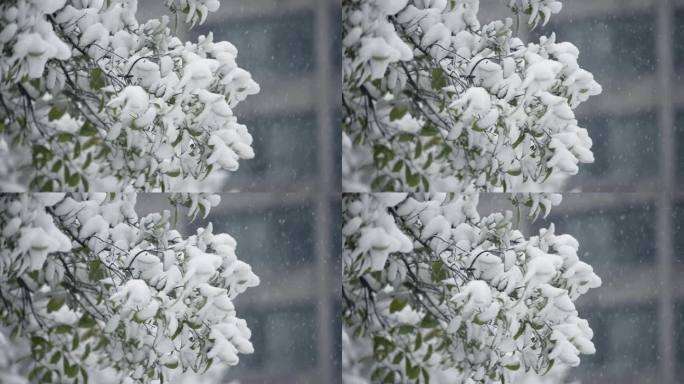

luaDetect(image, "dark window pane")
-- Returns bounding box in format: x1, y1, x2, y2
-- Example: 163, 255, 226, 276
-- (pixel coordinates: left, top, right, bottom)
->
577, 113, 658, 185
675, 111, 684, 182
675, 301, 684, 366
197, 11, 314, 78
575, 305, 658, 381
549, 204, 655, 271
332, 300, 342, 379
332, 108, 342, 187
673, 203, 684, 264
264, 306, 318, 371
209, 203, 316, 270
232, 305, 317, 374
232, 113, 318, 187
551, 13, 655, 83
673, 9, 684, 70
331, 4, 342, 70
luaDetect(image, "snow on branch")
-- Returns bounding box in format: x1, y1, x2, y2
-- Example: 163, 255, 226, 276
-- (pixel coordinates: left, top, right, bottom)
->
0, 0, 259, 191
342, 193, 601, 383
342, 0, 601, 192
0, 193, 259, 383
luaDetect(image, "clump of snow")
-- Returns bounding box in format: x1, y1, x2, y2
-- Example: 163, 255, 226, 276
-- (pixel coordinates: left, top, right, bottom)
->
343, 0, 602, 192
343, 192, 601, 382
0, 192, 258, 381
0, 0, 259, 192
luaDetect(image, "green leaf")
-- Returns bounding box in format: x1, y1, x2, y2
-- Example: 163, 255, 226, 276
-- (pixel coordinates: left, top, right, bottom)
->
423, 344, 433, 362
78, 314, 97, 329
40, 180, 54, 192
39, 371, 52, 383
82, 344, 91, 361
88, 259, 105, 282
32, 145, 53, 169
406, 358, 420, 379
506, 169, 522, 176
389, 298, 407, 313
420, 124, 440, 136
83, 136, 101, 150
65, 362, 79, 378
422, 368, 430, 384
414, 139, 422, 158
431, 260, 448, 282
529, 321, 545, 330
512, 131, 525, 148
373, 144, 395, 169
71, 332, 79, 350
81, 366, 89, 384
186, 127, 203, 137
422, 153, 433, 170
371, 175, 388, 190
513, 322, 526, 340
392, 351, 404, 364
48, 107, 65, 122
373, 336, 395, 359
50, 159, 63, 173
431, 68, 447, 90
54, 324, 71, 334
370, 367, 386, 382
383, 371, 396, 384
55, 133, 73, 144
47, 297, 65, 313
420, 314, 439, 329
392, 160, 404, 173
80, 121, 98, 136
398, 325, 414, 335
504, 362, 520, 371
543, 358, 555, 375
185, 321, 201, 330
421, 175, 430, 191
49, 351, 61, 364
471, 121, 485, 132
405, 167, 420, 187
67, 172, 81, 187
389, 106, 408, 121
89, 68, 106, 91
73, 140, 81, 158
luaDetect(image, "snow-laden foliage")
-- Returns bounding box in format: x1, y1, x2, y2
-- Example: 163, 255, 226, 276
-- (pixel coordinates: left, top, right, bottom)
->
342, 0, 602, 192
0, 0, 259, 192
0, 193, 259, 383
342, 193, 601, 383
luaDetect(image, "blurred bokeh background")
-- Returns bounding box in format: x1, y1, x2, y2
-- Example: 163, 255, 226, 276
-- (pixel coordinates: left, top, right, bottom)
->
480, 193, 679, 384
137, 193, 341, 383
140, 0, 341, 193
481, 0, 676, 193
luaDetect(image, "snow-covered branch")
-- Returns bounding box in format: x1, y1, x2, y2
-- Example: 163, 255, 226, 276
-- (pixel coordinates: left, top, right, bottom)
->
0, 0, 259, 191
342, 193, 601, 383
342, 0, 602, 192
0, 193, 259, 383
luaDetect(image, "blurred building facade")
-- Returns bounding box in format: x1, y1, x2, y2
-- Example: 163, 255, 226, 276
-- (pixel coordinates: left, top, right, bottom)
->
477, 0, 683, 382
197, 194, 341, 384
537, 195, 666, 384
188, 1, 342, 380
191, 0, 341, 193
